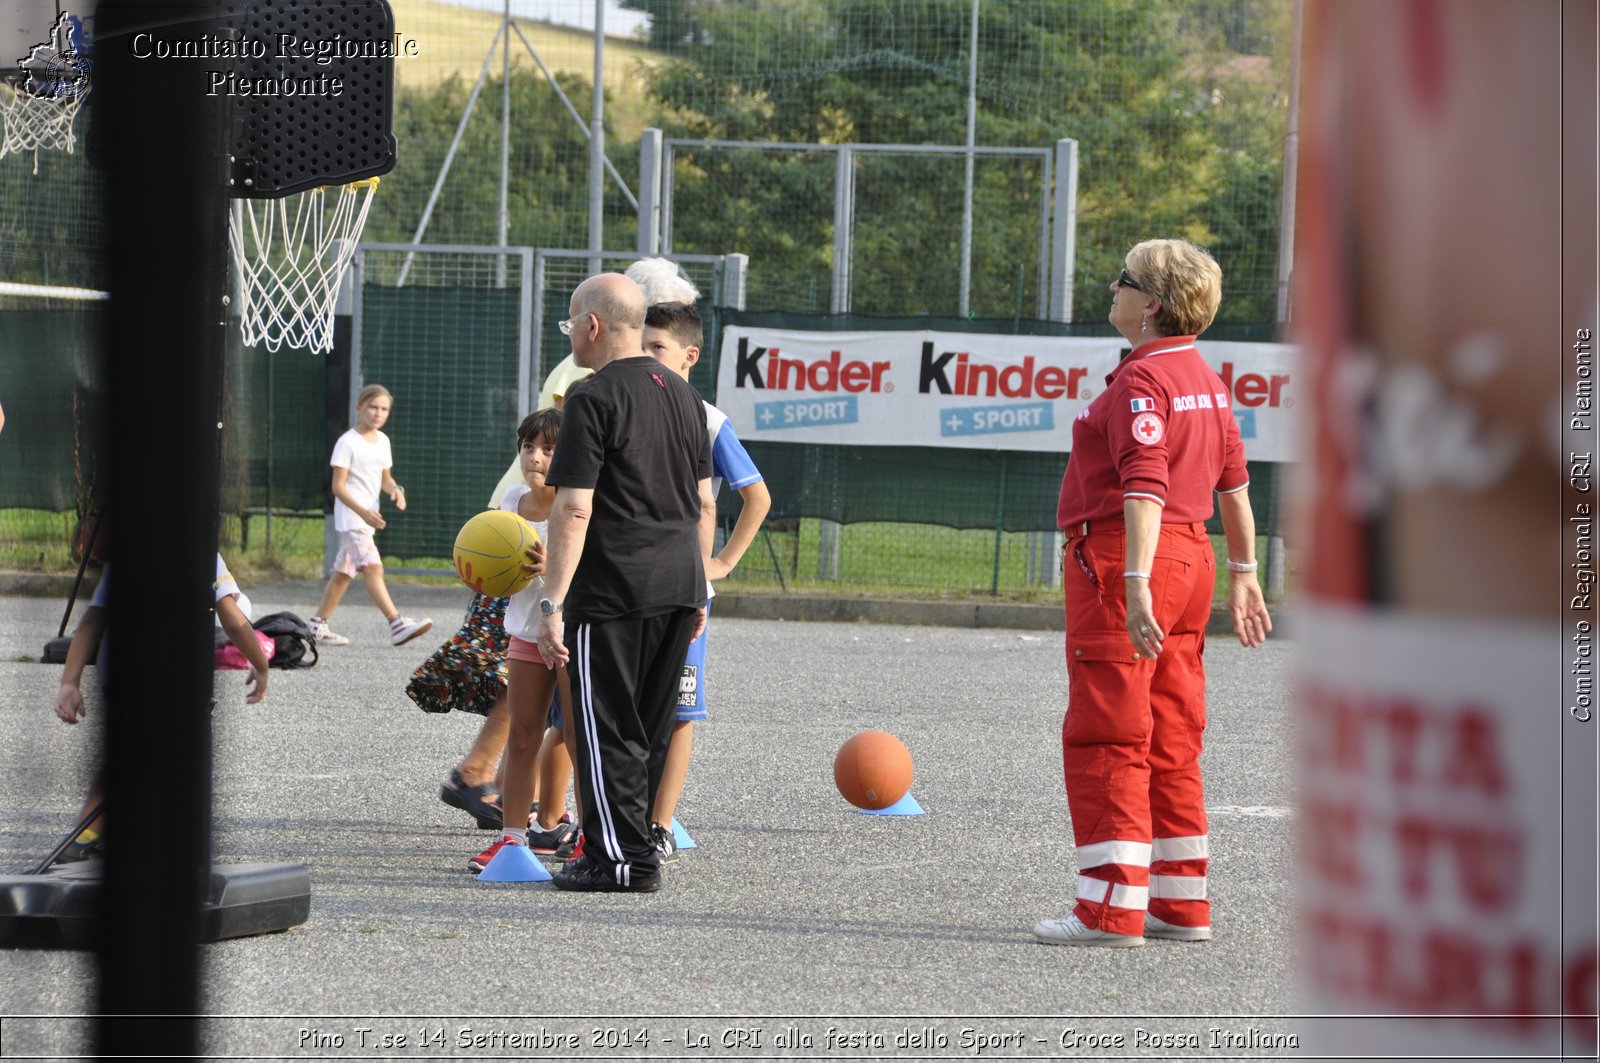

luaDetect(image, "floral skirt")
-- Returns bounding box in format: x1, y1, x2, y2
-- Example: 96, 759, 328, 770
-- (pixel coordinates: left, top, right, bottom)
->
405, 593, 509, 715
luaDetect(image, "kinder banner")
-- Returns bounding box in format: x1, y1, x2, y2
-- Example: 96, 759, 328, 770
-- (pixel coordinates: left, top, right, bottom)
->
715, 327, 1300, 461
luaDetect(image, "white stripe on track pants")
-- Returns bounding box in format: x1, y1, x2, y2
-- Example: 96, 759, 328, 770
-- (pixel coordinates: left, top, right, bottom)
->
568, 608, 699, 880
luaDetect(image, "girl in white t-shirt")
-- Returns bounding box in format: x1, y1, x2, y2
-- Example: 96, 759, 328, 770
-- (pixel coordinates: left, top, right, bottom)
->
469, 407, 580, 872
308, 384, 432, 648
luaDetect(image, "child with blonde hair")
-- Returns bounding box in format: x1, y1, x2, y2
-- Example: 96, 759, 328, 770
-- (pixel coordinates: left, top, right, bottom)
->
309, 384, 432, 647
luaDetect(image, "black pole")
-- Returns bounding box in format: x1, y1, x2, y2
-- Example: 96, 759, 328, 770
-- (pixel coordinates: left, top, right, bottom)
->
93, 0, 227, 1052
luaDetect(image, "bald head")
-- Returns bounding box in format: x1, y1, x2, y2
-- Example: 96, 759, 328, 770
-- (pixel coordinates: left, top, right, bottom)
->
566, 273, 646, 369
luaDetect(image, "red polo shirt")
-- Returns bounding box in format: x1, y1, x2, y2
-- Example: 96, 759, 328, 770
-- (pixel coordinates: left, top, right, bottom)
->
1057, 335, 1249, 528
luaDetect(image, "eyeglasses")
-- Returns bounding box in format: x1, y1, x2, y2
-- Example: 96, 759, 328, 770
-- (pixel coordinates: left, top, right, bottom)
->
1114, 268, 1144, 292
557, 315, 580, 336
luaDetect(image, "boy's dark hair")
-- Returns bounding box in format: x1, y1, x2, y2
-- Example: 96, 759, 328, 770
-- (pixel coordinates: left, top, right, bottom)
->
644, 301, 702, 350
517, 406, 562, 447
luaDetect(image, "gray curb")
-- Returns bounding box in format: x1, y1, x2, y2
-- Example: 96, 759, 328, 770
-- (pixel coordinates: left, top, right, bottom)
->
0, 571, 1286, 636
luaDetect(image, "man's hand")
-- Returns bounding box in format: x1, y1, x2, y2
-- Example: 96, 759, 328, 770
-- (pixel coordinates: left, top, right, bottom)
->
536, 611, 569, 668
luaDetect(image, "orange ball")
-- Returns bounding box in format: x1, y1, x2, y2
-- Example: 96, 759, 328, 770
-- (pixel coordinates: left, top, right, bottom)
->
833, 730, 914, 810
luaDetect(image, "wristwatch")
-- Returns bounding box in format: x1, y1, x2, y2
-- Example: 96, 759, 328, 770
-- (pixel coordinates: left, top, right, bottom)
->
538, 598, 562, 615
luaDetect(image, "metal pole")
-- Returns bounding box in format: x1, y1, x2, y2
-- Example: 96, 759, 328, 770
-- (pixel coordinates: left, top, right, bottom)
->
723, 252, 748, 310
1049, 137, 1079, 322
506, 21, 636, 209
1275, 0, 1303, 324
820, 144, 853, 577
397, 22, 506, 286
958, 0, 979, 317
638, 127, 663, 254
496, 0, 510, 288
517, 247, 535, 420
588, 0, 605, 275
830, 146, 852, 314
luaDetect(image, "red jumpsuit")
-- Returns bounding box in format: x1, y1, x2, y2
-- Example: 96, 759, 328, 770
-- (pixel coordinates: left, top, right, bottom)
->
1055, 336, 1248, 935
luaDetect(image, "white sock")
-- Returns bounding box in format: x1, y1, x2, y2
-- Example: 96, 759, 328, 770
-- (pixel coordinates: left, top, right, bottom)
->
501, 828, 527, 845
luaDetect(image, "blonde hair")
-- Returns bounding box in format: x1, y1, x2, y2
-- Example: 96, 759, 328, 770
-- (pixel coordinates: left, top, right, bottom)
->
354, 384, 393, 415
1125, 239, 1223, 336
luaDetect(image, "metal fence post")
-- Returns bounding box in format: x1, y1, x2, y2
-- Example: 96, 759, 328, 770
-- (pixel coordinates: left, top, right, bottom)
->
638, 127, 663, 255
1049, 137, 1078, 324
518, 248, 535, 421
723, 252, 748, 310
819, 145, 854, 580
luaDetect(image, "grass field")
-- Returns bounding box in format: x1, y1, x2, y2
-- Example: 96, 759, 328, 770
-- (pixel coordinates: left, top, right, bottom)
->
0, 508, 1284, 606
390, 0, 665, 139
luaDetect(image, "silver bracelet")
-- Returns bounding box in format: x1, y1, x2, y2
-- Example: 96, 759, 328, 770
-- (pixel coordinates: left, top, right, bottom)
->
1227, 559, 1257, 573
1123, 570, 1151, 580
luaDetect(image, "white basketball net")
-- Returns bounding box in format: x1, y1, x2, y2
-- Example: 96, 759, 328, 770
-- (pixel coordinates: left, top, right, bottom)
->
228, 178, 378, 354
0, 81, 87, 173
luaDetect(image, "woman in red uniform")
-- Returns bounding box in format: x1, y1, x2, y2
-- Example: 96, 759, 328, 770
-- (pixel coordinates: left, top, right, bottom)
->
1036, 238, 1272, 947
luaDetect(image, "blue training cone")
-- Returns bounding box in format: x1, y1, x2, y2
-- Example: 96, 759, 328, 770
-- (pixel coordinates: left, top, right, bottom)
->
477, 842, 553, 882
859, 791, 925, 816
670, 818, 697, 851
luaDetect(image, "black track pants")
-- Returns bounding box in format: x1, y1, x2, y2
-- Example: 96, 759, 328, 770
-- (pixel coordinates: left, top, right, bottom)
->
566, 608, 698, 881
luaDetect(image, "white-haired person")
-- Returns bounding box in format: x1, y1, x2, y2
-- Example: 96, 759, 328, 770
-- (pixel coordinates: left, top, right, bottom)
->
1036, 238, 1271, 947
481, 261, 695, 504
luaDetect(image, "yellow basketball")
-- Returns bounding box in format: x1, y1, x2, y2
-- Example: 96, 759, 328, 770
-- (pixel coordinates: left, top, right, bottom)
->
452, 509, 539, 598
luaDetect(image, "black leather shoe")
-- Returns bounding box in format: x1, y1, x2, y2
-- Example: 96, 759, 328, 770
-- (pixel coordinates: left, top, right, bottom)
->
552, 854, 661, 893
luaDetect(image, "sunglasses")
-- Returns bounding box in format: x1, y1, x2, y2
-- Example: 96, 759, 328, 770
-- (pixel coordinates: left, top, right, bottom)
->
558, 314, 587, 336
1115, 268, 1144, 292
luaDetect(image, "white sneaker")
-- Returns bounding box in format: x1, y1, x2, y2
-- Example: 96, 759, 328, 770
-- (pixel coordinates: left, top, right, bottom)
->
1144, 914, 1213, 941
1033, 911, 1144, 947
311, 619, 350, 646
389, 615, 434, 646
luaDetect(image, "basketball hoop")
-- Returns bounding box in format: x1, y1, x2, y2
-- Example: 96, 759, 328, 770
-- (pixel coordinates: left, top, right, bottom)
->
0, 80, 88, 173
227, 178, 378, 354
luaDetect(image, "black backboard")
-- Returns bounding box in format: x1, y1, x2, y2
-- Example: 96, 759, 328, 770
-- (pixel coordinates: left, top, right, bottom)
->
224, 0, 397, 197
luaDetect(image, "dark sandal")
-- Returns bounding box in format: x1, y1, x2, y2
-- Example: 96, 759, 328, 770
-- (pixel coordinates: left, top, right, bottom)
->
440, 769, 503, 830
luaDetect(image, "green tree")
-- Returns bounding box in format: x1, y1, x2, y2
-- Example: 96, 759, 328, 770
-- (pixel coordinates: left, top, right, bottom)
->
623, 0, 1289, 323
370, 67, 638, 266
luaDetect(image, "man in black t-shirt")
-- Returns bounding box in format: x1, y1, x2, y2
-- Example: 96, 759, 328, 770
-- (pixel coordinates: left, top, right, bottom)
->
535, 272, 714, 893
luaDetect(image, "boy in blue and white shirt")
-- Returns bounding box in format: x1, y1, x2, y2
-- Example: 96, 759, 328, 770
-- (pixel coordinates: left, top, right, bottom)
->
642, 300, 771, 859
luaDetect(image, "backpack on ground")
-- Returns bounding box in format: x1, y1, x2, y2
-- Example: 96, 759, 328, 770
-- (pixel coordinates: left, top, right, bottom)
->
251, 611, 320, 669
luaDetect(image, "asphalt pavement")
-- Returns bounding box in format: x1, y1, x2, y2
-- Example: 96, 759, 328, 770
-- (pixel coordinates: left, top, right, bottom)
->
0, 579, 1297, 1059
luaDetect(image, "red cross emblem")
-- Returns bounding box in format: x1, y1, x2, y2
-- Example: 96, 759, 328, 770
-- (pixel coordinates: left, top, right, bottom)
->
1131, 411, 1164, 446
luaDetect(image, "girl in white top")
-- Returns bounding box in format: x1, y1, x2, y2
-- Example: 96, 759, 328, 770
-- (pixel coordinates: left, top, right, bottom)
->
308, 384, 432, 648
470, 407, 580, 871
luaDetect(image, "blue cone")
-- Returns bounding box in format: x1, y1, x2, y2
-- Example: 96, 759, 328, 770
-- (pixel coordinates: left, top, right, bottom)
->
477, 842, 553, 882
859, 791, 925, 816
670, 818, 697, 851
